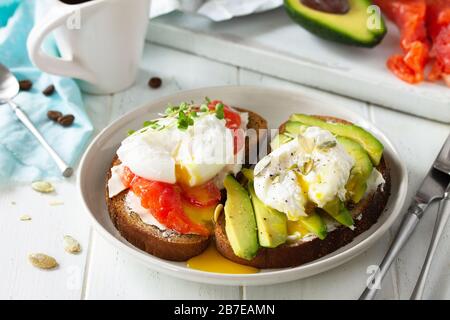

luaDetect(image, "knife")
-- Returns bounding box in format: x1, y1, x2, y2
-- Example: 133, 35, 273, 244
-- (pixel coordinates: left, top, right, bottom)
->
359, 134, 450, 300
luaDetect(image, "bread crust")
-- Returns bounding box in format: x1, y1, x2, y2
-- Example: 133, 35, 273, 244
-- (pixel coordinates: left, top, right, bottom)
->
214, 116, 391, 268
105, 107, 267, 261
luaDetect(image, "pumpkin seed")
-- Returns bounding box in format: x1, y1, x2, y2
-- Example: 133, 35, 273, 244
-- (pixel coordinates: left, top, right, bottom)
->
28, 253, 58, 269
19, 215, 32, 221
49, 200, 64, 206
63, 235, 81, 254
317, 140, 337, 151
31, 181, 54, 193
299, 158, 314, 175
284, 132, 297, 139
213, 204, 224, 223
271, 174, 280, 184
254, 156, 271, 176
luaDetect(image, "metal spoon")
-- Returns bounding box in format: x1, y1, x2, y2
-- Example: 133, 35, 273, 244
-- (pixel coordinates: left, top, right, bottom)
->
0, 63, 73, 177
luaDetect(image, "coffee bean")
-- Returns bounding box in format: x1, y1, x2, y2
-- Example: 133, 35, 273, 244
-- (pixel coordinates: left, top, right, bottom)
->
148, 77, 162, 89
47, 110, 63, 122
57, 114, 75, 127
19, 80, 32, 91
42, 84, 55, 96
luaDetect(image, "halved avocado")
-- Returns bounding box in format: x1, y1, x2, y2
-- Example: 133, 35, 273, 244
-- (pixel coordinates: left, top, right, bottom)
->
284, 0, 387, 47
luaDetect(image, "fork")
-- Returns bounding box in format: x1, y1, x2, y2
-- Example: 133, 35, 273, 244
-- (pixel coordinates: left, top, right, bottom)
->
410, 139, 450, 299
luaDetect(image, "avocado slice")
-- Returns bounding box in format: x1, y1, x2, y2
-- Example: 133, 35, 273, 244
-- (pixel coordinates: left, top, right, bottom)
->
322, 198, 354, 227
298, 211, 327, 240
287, 115, 384, 165
241, 167, 254, 182
270, 133, 293, 150
223, 175, 259, 260
284, 122, 309, 135
284, 0, 387, 47
248, 182, 288, 248
337, 136, 373, 203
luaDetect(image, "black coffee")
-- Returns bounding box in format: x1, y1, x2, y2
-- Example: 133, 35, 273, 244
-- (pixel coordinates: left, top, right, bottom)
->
60, 0, 94, 5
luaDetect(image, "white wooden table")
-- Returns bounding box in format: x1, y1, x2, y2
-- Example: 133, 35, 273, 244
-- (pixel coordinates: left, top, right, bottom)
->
1, 40, 449, 300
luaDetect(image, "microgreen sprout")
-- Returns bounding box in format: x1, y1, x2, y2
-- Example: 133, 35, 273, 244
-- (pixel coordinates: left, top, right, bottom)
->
179, 102, 189, 111
143, 99, 226, 133
143, 120, 157, 127
215, 103, 224, 120
177, 110, 194, 130
165, 103, 179, 115
190, 111, 198, 118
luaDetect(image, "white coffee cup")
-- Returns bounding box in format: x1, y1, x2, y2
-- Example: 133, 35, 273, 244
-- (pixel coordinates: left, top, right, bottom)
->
27, 0, 151, 94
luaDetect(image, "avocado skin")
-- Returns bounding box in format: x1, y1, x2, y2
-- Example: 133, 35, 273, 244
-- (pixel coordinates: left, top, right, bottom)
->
223, 175, 259, 260
284, 0, 387, 48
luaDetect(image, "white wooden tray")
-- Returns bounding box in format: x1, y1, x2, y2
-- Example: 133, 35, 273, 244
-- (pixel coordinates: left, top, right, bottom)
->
146, 8, 450, 123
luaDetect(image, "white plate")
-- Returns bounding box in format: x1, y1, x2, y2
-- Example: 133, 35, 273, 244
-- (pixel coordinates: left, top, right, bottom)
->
77, 86, 408, 286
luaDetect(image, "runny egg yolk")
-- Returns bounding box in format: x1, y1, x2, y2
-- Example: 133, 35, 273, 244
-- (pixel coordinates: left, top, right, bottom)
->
175, 163, 193, 186
287, 220, 310, 237
175, 161, 226, 187
254, 127, 354, 220
187, 244, 259, 274
181, 201, 215, 232
284, 172, 309, 220
295, 172, 309, 194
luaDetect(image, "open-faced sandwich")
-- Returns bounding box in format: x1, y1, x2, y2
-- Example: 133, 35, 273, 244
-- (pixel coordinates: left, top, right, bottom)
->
215, 114, 391, 268
106, 99, 267, 261
106, 101, 390, 271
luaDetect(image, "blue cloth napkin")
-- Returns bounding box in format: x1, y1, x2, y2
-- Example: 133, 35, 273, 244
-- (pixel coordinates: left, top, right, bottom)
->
0, 0, 93, 184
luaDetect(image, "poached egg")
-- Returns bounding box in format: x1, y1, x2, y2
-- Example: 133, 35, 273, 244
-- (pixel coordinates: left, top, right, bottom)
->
115, 111, 247, 188
254, 127, 354, 221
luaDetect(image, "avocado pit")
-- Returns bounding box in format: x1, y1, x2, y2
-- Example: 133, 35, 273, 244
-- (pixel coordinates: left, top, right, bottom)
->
301, 0, 350, 14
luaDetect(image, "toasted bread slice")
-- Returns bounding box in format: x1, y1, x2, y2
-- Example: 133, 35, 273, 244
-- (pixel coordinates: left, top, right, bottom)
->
214, 116, 391, 268
105, 107, 268, 261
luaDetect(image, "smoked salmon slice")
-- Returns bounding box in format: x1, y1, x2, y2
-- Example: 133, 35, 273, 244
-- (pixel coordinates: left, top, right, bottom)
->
374, 0, 430, 84
426, 0, 450, 86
